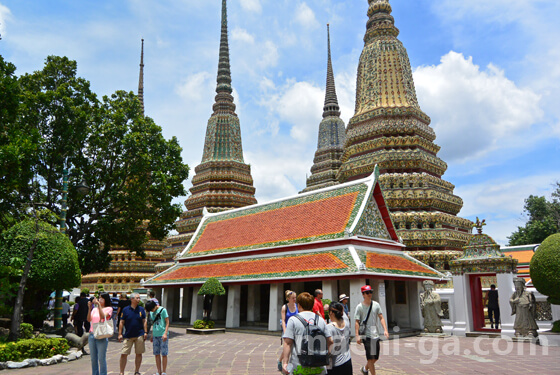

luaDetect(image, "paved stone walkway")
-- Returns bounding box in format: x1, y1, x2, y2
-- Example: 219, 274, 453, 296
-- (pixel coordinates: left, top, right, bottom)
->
7, 327, 560, 374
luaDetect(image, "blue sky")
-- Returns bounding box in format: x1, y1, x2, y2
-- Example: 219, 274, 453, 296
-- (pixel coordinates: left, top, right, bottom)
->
1, 0, 559, 245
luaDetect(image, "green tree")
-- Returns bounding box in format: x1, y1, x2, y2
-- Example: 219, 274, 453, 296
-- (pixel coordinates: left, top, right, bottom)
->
508, 184, 560, 245
4, 56, 189, 274
0, 55, 38, 229
0, 214, 82, 338
530, 234, 560, 306
198, 278, 226, 321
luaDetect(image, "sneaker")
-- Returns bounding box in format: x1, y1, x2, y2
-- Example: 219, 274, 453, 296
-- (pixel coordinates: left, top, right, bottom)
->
361, 366, 369, 375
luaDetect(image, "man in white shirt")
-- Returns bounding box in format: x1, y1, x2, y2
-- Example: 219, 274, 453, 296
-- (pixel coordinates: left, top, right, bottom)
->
282, 292, 333, 375
354, 285, 389, 375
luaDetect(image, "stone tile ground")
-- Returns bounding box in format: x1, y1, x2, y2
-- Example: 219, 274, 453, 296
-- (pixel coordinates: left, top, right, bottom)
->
6, 327, 560, 374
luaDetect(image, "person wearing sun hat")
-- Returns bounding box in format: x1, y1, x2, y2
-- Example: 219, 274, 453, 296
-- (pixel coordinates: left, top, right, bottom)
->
338, 294, 350, 317
354, 285, 389, 375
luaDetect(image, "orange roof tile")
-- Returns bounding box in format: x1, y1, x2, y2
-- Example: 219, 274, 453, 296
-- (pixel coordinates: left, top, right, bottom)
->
155, 252, 348, 281
366, 252, 437, 275
190, 192, 359, 253
503, 250, 533, 265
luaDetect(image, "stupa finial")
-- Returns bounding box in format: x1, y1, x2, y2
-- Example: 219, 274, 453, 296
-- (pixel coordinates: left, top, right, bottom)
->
323, 24, 341, 118
212, 0, 236, 114
473, 217, 487, 234
138, 38, 145, 115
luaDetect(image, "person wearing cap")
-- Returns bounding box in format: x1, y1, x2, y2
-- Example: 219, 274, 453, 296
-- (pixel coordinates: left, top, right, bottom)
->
354, 285, 389, 375
339, 294, 350, 317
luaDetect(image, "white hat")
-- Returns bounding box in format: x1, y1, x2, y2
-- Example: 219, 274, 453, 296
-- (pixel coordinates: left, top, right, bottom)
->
339, 294, 349, 301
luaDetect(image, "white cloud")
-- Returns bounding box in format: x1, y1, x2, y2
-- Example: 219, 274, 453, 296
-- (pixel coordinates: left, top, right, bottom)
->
175, 71, 214, 103
258, 40, 279, 69
294, 2, 319, 29
414, 51, 543, 163
239, 0, 262, 14
0, 3, 11, 37
231, 27, 255, 44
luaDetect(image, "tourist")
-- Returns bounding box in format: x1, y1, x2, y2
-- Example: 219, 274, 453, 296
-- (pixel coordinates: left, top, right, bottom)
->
486, 284, 500, 329
70, 296, 80, 333
111, 292, 119, 332
118, 292, 147, 375
87, 293, 112, 375
281, 292, 333, 375
146, 300, 169, 375
278, 290, 299, 371
116, 293, 131, 332
354, 285, 389, 375
47, 297, 55, 320
148, 290, 160, 306
339, 294, 350, 317
326, 302, 352, 374
61, 297, 70, 329
312, 289, 325, 318
74, 292, 90, 336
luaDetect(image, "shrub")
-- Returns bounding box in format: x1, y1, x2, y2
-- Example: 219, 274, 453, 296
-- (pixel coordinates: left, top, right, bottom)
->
0, 338, 69, 362
193, 319, 215, 329
530, 233, 560, 305
19, 323, 34, 340
552, 320, 560, 333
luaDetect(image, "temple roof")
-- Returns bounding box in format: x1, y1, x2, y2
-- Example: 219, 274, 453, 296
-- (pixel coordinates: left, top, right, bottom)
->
145, 246, 441, 286
177, 166, 398, 260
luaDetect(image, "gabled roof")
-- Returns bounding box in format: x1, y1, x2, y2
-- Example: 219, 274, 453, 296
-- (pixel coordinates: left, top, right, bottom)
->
177, 167, 398, 260
501, 244, 539, 266
144, 247, 442, 286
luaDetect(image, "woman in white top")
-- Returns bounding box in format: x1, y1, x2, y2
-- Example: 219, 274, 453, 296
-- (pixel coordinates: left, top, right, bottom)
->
326, 302, 352, 374
278, 290, 299, 371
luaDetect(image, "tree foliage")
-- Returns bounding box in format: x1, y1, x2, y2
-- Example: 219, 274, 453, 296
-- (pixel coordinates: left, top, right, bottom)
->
508, 183, 560, 246
530, 233, 560, 305
0, 55, 189, 274
198, 277, 226, 296
0, 218, 81, 291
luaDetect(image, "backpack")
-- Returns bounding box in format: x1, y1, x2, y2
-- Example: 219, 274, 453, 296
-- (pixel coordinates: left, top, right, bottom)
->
294, 314, 329, 367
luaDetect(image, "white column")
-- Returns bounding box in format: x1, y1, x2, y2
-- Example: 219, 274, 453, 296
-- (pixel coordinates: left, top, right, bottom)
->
190, 286, 201, 325
349, 278, 366, 336
268, 283, 283, 331
496, 273, 516, 337
226, 284, 241, 328
322, 280, 336, 305
179, 288, 184, 319
552, 304, 560, 322
374, 280, 388, 327
452, 275, 469, 336
247, 285, 256, 322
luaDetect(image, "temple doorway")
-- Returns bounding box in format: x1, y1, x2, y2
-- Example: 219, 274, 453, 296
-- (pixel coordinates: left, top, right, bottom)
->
469, 274, 500, 332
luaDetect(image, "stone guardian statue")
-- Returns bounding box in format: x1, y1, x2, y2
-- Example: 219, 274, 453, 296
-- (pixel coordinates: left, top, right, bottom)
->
510, 278, 539, 337
420, 280, 443, 333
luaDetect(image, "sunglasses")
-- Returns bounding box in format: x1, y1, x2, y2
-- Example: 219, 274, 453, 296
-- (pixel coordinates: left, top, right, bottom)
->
362, 291, 373, 295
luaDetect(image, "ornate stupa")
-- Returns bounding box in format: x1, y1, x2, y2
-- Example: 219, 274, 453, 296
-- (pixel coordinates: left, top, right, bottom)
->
81, 39, 167, 292
301, 25, 346, 193
337, 0, 472, 268
161, 0, 257, 269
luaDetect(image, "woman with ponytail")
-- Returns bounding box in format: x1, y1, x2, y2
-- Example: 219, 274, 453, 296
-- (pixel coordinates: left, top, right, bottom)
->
326, 302, 352, 374
278, 290, 298, 371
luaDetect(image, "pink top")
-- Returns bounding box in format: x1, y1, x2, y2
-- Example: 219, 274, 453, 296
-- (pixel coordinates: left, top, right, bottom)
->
89, 307, 113, 333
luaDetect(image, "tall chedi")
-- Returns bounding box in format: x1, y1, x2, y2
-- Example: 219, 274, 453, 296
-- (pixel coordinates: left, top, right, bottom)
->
161, 0, 257, 268
301, 25, 346, 193
337, 0, 472, 269
81, 39, 167, 292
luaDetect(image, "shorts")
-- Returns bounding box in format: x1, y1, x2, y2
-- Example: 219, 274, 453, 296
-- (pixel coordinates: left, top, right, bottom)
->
363, 337, 380, 360
121, 336, 145, 355
152, 336, 169, 356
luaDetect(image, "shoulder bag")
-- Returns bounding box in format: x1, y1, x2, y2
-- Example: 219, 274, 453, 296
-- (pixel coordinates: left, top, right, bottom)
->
358, 303, 373, 337
93, 309, 114, 339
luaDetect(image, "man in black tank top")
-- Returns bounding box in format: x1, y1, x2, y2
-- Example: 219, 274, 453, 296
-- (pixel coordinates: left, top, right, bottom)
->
74, 292, 90, 336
